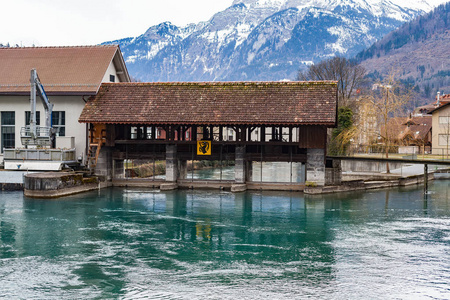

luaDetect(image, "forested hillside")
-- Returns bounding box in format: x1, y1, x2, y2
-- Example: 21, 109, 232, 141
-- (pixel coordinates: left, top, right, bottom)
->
357, 2, 450, 101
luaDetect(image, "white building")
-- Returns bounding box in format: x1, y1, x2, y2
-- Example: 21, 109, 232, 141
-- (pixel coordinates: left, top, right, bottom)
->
0, 45, 130, 163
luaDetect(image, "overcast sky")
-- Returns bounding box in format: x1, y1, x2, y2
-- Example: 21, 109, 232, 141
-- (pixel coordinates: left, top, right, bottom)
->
2, 0, 446, 47
1, 0, 234, 46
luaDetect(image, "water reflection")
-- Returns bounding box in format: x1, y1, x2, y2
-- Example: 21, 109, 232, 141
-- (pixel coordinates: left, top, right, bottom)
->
0, 182, 449, 298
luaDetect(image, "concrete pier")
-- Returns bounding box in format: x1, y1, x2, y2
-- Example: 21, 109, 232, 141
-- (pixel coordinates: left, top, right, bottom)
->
235, 146, 247, 184
24, 172, 99, 198
306, 149, 326, 186
94, 147, 113, 180
164, 144, 179, 190
165, 144, 178, 182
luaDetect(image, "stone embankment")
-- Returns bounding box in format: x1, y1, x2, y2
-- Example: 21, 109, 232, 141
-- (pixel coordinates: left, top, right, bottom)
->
306, 164, 443, 194
305, 175, 433, 194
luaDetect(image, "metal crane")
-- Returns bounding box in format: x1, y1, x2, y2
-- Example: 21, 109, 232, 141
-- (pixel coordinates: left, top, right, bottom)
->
21, 69, 55, 147
3, 69, 78, 170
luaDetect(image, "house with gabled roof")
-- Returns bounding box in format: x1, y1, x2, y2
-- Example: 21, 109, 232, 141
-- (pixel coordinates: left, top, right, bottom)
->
430, 94, 450, 155
380, 116, 432, 153
0, 45, 130, 164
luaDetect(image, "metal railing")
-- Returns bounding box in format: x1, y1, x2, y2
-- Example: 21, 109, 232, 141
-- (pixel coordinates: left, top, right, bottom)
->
20, 126, 52, 146
3, 148, 76, 162
331, 144, 450, 163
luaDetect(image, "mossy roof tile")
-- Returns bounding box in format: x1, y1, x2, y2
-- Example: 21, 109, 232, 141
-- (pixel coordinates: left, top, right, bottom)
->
79, 81, 337, 126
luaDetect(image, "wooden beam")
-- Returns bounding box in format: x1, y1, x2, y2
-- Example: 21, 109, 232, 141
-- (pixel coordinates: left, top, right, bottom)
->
192, 126, 197, 141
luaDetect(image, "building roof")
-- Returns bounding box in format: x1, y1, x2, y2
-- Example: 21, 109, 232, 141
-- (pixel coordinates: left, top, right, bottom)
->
430, 94, 450, 114
382, 116, 432, 142
434, 93, 450, 105
413, 104, 435, 116
78, 81, 338, 126
402, 117, 432, 141
0, 45, 130, 95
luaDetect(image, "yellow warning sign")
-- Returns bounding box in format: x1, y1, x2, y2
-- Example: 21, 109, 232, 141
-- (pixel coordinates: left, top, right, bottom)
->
197, 140, 211, 155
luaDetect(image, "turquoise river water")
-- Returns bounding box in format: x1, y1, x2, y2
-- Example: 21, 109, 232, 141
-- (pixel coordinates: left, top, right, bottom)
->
1, 182, 450, 299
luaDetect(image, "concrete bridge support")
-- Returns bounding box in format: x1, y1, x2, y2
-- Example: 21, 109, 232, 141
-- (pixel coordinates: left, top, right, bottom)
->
162, 145, 188, 190
306, 148, 325, 186
95, 147, 113, 181
162, 144, 179, 190
235, 146, 246, 183
165, 144, 178, 182
232, 145, 248, 192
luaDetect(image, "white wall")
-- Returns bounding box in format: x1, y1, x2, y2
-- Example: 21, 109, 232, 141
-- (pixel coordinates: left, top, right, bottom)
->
0, 59, 126, 162
102, 60, 119, 83
0, 95, 87, 159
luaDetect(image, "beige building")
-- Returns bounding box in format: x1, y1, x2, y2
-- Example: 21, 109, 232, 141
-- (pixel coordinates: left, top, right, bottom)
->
355, 99, 378, 147
431, 97, 450, 156
0, 45, 130, 163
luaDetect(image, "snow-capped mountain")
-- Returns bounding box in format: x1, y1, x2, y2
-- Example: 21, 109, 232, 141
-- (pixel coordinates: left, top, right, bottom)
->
103, 0, 438, 81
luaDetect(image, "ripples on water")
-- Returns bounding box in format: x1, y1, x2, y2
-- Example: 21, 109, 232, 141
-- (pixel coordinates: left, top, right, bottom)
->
0, 182, 450, 299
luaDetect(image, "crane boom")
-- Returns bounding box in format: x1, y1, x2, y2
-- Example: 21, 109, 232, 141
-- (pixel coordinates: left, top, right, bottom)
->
21, 69, 54, 146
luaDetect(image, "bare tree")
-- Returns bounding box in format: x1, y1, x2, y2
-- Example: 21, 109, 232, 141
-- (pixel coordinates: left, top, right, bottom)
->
297, 57, 366, 107
364, 72, 411, 173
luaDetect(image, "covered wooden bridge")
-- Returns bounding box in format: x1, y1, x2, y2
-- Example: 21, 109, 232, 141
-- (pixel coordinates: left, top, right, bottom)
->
78, 81, 338, 191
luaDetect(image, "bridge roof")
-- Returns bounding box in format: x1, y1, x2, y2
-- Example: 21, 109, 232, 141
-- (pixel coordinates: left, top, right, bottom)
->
79, 81, 337, 126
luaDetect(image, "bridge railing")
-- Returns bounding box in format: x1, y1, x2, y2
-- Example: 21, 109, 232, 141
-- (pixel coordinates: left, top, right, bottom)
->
339, 144, 450, 161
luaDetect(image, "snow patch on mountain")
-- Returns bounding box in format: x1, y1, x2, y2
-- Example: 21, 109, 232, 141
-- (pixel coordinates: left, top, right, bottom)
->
103, 0, 441, 82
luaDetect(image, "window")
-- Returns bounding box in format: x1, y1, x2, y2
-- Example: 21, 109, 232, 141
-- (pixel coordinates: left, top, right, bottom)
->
439, 116, 450, 124
25, 111, 40, 126
439, 134, 450, 146
52, 111, 65, 136
1, 112, 15, 150
110, 74, 115, 82
130, 126, 139, 139
228, 127, 234, 141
